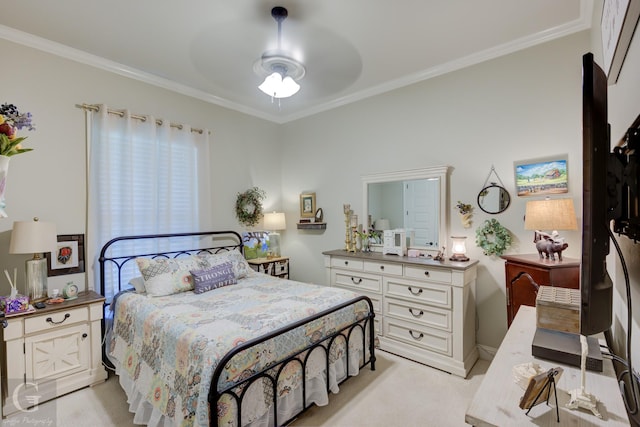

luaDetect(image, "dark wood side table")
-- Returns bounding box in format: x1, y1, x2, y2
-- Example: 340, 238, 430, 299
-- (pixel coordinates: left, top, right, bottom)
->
502, 254, 580, 327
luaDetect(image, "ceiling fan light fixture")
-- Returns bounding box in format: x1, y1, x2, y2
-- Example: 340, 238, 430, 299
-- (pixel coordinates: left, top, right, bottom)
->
255, 6, 305, 100
258, 71, 300, 98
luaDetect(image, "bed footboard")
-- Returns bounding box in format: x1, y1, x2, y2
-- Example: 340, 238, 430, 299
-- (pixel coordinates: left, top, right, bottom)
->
209, 296, 376, 427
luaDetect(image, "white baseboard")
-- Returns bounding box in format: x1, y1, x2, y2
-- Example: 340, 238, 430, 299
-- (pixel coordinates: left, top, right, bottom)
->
477, 344, 497, 361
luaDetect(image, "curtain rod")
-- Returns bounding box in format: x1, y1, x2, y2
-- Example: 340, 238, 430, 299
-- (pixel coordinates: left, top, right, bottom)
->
76, 103, 208, 135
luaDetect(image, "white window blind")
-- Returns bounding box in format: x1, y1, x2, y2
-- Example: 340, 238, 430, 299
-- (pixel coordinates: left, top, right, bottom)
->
85, 105, 211, 297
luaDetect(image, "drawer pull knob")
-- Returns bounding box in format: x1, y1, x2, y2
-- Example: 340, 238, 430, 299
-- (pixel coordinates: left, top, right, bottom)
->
409, 308, 424, 318
344, 261, 349, 266
82, 333, 88, 340
407, 287, 423, 296
351, 277, 363, 284
379, 265, 384, 270
409, 330, 424, 341
46, 313, 70, 325
424, 271, 430, 277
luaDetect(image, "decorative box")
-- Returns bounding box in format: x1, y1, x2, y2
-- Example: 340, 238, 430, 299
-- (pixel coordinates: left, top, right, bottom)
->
535, 286, 580, 334
0, 294, 30, 314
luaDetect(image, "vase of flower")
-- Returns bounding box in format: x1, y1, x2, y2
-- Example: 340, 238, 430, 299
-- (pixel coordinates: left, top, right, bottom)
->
0, 155, 9, 218
0, 102, 36, 217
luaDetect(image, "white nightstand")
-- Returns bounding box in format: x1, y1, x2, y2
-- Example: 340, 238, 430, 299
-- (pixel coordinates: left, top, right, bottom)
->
0, 290, 108, 417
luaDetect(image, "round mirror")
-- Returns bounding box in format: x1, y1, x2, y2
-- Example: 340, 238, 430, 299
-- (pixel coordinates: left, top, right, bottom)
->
477, 184, 511, 214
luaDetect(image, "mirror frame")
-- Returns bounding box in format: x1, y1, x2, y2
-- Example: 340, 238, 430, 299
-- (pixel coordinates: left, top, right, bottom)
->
477, 183, 511, 214
362, 166, 449, 252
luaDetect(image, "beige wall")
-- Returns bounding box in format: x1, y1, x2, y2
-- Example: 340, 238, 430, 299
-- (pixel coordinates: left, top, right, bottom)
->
0, 38, 282, 293
1, 7, 637, 357
590, 1, 640, 374
281, 31, 589, 349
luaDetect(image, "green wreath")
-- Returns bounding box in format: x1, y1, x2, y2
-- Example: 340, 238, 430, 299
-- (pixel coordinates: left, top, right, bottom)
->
235, 187, 266, 227
475, 219, 512, 256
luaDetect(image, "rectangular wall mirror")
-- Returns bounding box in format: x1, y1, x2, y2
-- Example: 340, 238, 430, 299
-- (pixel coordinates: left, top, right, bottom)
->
362, 166, 449, 252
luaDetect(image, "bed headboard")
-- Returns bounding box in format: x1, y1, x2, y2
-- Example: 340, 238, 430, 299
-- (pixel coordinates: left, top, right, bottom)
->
98, 230, 243, 305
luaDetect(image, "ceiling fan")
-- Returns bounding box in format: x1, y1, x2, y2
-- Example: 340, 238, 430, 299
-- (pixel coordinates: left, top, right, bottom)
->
253, 6, 306, 99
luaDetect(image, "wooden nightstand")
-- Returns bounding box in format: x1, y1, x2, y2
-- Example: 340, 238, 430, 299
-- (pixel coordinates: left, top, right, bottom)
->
248, 256, 289, 279
502, 254, 580, 327
0, 290, 108, 417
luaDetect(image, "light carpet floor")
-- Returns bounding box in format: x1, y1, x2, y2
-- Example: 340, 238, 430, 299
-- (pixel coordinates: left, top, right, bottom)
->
1, 351, 489, 427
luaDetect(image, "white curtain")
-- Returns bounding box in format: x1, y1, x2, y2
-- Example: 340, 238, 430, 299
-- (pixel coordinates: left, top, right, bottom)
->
85, 105, 211, 297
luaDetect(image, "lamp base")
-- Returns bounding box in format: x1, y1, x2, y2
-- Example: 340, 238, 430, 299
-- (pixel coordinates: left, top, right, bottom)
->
449, 254, 469, 262
269, 232, 281, 258
26, 257, 48, 302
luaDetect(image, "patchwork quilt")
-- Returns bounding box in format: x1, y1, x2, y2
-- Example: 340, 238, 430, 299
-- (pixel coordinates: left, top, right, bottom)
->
108, 273, 370, 426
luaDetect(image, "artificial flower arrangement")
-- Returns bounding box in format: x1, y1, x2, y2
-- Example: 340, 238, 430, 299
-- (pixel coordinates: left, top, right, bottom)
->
0, 102, 36, 157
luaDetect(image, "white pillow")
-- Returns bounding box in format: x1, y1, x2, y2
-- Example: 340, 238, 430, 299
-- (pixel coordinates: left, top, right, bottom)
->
135, 256, 211, 297
197, 249, 251, 279
128, 277, 146, 293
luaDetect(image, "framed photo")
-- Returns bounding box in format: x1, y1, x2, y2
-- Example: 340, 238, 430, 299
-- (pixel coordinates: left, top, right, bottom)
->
46, 234, 85, 276
300, 192, 316, 218
514, 155, 568, 197
519, 367, 563, 410
601, 0, 640, 84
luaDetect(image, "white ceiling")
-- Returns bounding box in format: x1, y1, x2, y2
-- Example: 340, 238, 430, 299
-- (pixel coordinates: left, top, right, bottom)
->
0, 0, 592, 123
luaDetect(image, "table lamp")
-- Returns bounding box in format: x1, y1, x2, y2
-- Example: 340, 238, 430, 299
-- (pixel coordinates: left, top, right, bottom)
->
449, 236, 469, 262
264, 211, 286, 258
9, 217, 57, 302
524, 198, 577, 258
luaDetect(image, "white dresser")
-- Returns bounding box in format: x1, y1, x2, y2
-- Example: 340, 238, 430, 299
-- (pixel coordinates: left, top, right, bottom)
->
323, 250, 478, 377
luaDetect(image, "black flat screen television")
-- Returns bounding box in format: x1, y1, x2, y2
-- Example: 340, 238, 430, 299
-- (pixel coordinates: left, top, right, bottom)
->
580, 52, 614, 336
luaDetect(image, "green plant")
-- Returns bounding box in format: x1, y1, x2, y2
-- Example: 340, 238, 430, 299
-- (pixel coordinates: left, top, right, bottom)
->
235, 187, 266, 227
476, 219, 512, 256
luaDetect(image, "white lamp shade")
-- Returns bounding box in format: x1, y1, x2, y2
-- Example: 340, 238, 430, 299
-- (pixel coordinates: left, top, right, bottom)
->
264, 212, 286, 231
9, 219, 57, 254
258, 72, 300, 98
524, 198, 578, 231
451, 236, 467, 255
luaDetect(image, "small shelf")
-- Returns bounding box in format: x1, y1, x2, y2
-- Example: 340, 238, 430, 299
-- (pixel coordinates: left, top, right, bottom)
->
297, 222, 326, 230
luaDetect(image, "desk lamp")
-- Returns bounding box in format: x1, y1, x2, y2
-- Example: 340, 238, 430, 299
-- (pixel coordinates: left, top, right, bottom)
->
9, 217, 57, 302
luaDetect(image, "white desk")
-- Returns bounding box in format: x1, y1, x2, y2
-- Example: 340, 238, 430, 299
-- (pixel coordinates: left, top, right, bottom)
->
465, 306, 629, 426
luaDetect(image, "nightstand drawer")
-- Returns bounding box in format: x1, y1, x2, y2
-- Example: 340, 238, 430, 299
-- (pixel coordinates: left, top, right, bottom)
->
25, 307, 88, 335
274, 259, 288, 275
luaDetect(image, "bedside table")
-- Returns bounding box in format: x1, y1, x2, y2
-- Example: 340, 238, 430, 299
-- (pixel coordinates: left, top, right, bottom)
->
0, 290, 108, 417
248, 256, 290, 279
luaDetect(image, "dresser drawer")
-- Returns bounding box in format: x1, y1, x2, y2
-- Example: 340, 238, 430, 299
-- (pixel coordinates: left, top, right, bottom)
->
25, 307, 89, 335
333, 270, 381, 293
384, 297, 451, 332
364, 260, 402, 276
404, 265, 452, 284
333, 286, 382, 314
331, 257, 364, 270
383, 317, 452, 356
384, 277, 452, 309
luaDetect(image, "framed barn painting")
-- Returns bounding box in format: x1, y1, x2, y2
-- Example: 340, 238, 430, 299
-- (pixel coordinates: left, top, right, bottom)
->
514, 155, 568, 197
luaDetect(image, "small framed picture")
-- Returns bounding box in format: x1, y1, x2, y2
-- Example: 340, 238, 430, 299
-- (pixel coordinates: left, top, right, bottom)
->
514, 155, 568, 197
46, 234, 85, 276
300, 192, 316, 218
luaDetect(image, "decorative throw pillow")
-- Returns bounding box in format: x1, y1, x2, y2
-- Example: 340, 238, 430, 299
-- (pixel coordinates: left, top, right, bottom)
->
190, 261, 237, 294
198, 249, 251, 279
135, 256, 211, 297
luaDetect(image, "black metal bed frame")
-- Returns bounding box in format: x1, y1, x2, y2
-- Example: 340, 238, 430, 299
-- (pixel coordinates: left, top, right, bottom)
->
98, 230, 376, 427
